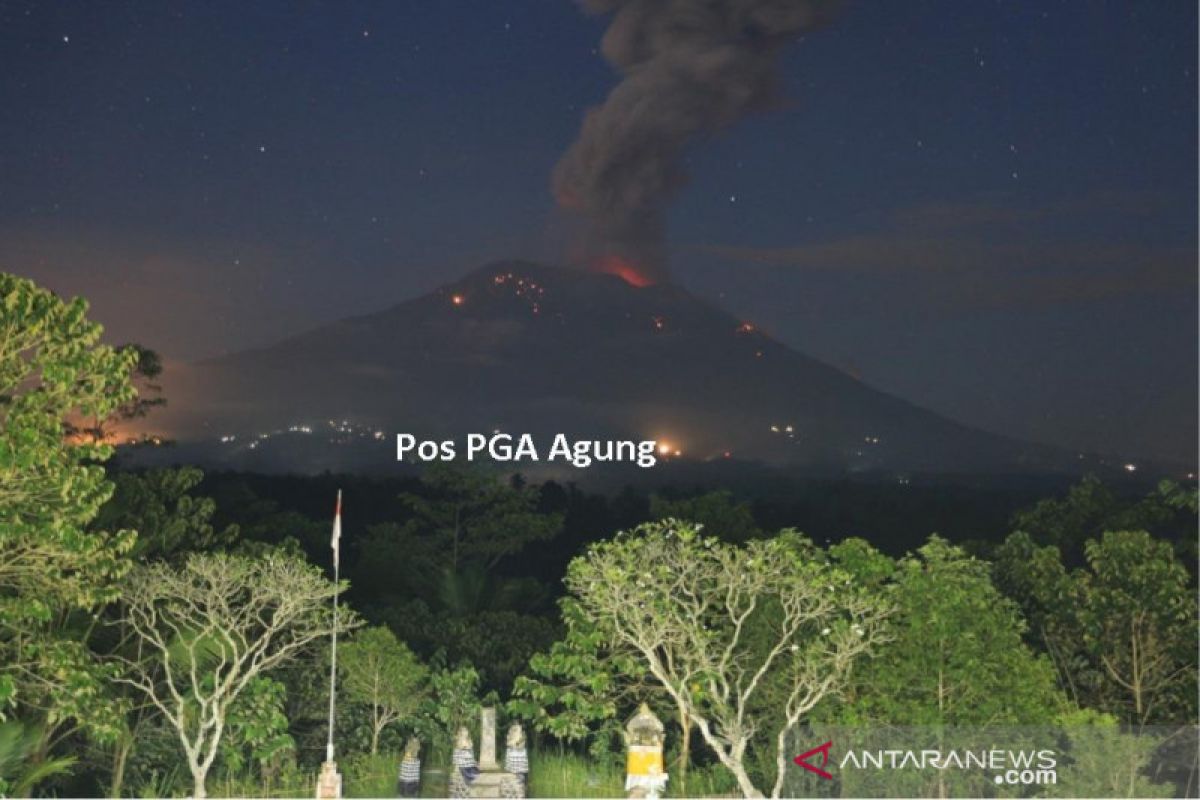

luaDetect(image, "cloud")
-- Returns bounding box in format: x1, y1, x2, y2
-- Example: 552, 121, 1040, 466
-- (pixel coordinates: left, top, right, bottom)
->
0, 225, 291, 358
698, 196, 1196, 311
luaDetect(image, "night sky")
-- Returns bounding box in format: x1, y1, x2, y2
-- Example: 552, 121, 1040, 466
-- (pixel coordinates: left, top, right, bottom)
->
1, 1, 1195, 462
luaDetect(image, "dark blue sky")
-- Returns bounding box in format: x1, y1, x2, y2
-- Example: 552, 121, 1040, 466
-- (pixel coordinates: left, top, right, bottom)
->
1, 1, 1195, 461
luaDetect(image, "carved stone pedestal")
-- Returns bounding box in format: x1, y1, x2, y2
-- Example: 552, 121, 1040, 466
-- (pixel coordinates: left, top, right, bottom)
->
315, 760, 342, 799
466, 707, 524, 799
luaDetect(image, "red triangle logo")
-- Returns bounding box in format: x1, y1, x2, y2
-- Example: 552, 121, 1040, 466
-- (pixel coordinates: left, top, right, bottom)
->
794, 741, 834, 780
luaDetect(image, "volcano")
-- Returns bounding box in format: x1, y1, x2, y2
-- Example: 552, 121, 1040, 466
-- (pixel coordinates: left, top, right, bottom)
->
153, 261, 1074, 474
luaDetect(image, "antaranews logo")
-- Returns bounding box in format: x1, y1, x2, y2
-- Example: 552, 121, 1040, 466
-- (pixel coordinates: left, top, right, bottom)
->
793, 741, 834, 780
793, 740, 1057, 786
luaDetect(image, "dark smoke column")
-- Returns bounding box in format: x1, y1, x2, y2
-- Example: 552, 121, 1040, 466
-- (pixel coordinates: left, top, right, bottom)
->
553, 0, 838, 284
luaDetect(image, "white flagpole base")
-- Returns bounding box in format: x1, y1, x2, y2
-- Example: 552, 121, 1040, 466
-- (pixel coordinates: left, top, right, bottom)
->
316, 760, 342, 799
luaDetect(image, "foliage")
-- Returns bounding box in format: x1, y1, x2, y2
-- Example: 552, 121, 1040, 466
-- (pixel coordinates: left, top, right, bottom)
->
508, 597, 651, 758
567, 520, 889, 798
339, 626, 428, 754
92, 467, 238, 560
0, 274, 136, 708
415, 663, 488, 758
380, 464, 563, 579
218, 676, 294, 782
112, 552, 359, 798
0, 720, 76, 797
75, 344, 168, 445
833, 536, 1067, 727
1048, 709, 1177, 798
1009, 475, 1193, 561
1078, 531, 1197, 725
996, 528, 1197, 725
381, 599, 558, 693
649, 490, 762, 543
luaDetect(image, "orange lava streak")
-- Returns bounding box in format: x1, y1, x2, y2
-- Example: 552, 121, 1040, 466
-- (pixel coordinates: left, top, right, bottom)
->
595, 254, 653, 287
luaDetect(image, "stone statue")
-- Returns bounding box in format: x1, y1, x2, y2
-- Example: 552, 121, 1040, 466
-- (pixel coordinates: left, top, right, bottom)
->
452, 726, 480, 786
397, 736, 421, 797
504, 723, 529, 793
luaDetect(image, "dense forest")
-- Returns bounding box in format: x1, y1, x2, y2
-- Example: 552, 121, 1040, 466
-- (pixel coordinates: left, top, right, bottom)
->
2, 273, 1197, 798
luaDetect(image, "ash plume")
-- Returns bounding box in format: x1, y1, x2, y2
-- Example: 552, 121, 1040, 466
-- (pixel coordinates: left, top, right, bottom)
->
553, 0, 839, 283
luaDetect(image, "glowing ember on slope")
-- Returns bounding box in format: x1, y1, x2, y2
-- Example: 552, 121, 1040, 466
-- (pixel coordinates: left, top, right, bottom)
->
451, 293, 464, 306
491, 272, 546, 315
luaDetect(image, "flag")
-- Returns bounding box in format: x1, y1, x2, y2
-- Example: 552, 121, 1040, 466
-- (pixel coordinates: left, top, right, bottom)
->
330, 489, 342, 569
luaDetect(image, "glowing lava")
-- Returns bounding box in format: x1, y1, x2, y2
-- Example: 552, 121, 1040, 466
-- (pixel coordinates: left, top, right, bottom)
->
595, 255, 653, 287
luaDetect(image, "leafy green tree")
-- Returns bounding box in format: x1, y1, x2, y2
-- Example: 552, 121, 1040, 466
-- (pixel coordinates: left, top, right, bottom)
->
807, 537, 1068, 799
839, 536, 1066, 727
509, 597, 651, 752
92, 467, 237, 560
1010, 476, 1192, 561
74, 343, 168, 444
368, 465, 562, 586
1048, 709, 1177, 798
416, 664, 488, 757
649, 490, 762, 542
340, 626, 428, 754
218, 676, 294, 785
991, 531, 1090, 704
996, 528, 1196, 725
567, 521, 888, 798
0, 273, 136, 641
0, 274, 137, 779
1078, 531, 1197, 725
112, 552, 358, 798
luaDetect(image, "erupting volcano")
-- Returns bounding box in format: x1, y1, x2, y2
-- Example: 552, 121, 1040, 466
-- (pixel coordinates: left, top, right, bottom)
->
149, 260, 1085, 477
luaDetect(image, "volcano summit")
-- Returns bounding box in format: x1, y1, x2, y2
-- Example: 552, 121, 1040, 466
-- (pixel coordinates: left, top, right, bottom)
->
153, 261, 1075, 475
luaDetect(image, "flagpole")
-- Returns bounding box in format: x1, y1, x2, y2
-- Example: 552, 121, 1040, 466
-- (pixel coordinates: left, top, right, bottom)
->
326, 489, 341, 764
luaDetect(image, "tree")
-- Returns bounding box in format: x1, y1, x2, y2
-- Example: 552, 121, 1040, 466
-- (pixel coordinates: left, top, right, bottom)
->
92, 467, 237, 560
0, 274, 136, 778
417, 664, 487, 755
649, 490, 762, 542
1010, 475, 1193, 562
993, 531, 1093, 706
509, 597, 653, 752
1048, 709, 1177, 798
1078, 531, 1197, 726
995, 528, 1197, 725
340, 626, 428, 754
0, 273, 136, 641
113, 552, 357, 798
567, 521, 888, 798
810, 537, 1068, 799
845, 536, 1066, 727
75, 344, 168, 444
386, 464, 562, 578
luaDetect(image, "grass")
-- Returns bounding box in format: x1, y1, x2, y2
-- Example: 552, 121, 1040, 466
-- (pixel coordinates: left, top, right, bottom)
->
130, 748, 743, 798
528, 752, 626, 798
